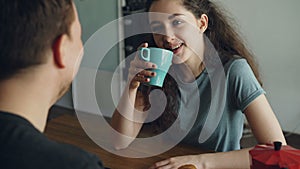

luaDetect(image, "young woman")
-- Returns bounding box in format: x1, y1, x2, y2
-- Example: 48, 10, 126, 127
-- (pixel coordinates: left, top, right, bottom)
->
111, 0, 286, 168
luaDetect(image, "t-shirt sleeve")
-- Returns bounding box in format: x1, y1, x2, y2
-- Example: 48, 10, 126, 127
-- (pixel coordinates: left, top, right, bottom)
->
227, 59, 265, 111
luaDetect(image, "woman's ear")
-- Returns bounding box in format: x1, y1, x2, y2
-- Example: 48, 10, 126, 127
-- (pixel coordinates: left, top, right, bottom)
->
197, 14, 208, 33
52, 34, 68, 68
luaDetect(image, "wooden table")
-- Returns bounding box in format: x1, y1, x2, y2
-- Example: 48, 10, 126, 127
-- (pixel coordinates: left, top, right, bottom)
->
45, 114, 209, 169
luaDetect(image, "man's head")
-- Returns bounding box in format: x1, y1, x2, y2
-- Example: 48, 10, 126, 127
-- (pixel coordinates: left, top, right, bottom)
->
0, 0, 81, 80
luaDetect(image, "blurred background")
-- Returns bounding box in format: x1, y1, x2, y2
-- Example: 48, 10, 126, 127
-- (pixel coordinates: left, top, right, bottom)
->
54, 0, 300, 137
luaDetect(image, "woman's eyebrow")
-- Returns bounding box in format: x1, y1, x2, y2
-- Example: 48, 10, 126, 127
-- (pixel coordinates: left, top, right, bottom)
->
168, 13, 185, 20
150, 13, 185, 26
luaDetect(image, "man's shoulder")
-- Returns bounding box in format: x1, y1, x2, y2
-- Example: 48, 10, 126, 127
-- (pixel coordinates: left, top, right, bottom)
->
0, 113, 104, 169
40, 140, 104, 169
0, 131, 104, 169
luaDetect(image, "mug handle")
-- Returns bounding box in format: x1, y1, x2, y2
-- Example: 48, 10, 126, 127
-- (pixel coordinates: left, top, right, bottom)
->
139, 48, 150, 62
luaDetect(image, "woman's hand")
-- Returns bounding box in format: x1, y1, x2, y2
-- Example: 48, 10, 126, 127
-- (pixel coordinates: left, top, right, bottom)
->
148, 155, 206, 169
128, 43, 157, 89
148, 148, 255, 169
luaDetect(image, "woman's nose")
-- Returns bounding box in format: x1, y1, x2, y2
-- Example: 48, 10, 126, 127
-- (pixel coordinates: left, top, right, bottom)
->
163, 35, 175, 43
163, 29, 176, 43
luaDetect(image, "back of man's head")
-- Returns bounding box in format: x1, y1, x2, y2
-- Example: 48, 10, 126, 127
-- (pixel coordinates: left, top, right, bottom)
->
0, 0, 75, 81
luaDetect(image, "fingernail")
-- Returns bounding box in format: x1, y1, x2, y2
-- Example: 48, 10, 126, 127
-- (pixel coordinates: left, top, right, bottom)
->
151, 72, 155, 76
152, 64, 156, 68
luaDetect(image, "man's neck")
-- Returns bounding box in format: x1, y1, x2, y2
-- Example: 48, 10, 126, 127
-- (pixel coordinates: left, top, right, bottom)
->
0, 76, 55, 132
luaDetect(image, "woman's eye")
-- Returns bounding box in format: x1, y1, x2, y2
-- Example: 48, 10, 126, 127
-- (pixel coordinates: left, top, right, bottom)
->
172, 20, 183, 26
151, 25, 163, 33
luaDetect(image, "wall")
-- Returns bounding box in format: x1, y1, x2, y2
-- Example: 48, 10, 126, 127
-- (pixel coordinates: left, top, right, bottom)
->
214, 0, 300, 133
55, 0, 121, 111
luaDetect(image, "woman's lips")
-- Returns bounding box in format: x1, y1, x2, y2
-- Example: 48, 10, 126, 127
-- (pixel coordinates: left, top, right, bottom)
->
172, 43, 183, 55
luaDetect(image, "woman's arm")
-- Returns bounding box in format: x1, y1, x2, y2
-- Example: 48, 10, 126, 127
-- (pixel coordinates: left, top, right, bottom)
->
111, 87, 148, 150
204, 94, 286, 168
111, 42, 157, 149
149, 94, 286, 169
244, 94, 286, 145
149, 148, 251, 169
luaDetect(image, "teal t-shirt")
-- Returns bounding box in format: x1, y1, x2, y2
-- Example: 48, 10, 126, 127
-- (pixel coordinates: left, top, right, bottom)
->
174, 58, 265, 152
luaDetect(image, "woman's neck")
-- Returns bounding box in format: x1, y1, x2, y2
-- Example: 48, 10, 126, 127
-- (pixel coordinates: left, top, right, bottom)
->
174, 59, 204, 83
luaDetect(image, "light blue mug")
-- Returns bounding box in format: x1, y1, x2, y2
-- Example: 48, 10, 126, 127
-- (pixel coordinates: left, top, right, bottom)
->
139, 47, 173, 87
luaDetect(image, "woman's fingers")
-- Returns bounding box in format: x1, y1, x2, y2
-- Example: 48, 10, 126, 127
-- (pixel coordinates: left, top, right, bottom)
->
138, 42, 148, 50
128, 42, 158, 89
129, 54, 156, 78
129, 64, 156, 77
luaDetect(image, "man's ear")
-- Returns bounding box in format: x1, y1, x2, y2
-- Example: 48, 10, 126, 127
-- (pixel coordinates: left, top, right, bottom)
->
197, 14, 208, 33
52, 34, 68, 68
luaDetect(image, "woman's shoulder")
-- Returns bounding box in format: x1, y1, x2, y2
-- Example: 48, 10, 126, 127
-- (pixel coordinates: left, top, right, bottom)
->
223, 56, 247, 70
223, 56, 252, 75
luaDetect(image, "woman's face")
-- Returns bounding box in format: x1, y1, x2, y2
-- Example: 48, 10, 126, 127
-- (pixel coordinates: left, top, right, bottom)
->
149, 0, 206, 64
